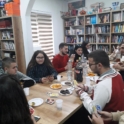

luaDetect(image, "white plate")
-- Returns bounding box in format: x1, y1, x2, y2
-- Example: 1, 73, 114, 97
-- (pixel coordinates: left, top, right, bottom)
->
61, 81, 72, 86
59, 89, 73, 96
28, 98, 44, 106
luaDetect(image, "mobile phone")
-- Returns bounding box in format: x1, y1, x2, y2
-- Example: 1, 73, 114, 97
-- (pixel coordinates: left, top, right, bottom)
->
34, 116, 40, 122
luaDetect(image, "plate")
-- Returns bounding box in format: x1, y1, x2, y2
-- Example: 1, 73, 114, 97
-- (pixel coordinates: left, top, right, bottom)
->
46, 98, 55, 105
61, 81, 72, 86
28, 98, 44, 106
50, 83, 62, 90
59, 89, 73, 96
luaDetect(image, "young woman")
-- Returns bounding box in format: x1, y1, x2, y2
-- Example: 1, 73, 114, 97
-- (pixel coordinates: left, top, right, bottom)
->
0, 74, 36, 124
27, 50, 57, 83
73, 45, 83, 62
81, 41, 91, 59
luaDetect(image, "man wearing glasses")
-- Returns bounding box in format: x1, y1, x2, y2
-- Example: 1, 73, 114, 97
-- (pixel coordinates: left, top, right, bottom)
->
76, 50, 124, 124
113, 43, 124, 80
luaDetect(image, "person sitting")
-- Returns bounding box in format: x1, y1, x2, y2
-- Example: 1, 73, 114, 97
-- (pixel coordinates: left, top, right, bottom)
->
0, 74, 36, 124
75, 50, 124, 124
52, 43, 75, 73
73, 45, 83, 64
81, 41, 91, 59
88, 111, 124, 124
0, 57, 35, 87
27, 50, 57, 83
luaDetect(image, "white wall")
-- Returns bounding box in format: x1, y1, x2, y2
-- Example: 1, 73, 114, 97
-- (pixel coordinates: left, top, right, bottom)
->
67, 0, 124, 11
32, 0, 68, 54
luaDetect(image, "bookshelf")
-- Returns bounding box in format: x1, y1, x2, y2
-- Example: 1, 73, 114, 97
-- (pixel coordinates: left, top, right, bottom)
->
0, 16, 26, 73
62, 10, 124, 54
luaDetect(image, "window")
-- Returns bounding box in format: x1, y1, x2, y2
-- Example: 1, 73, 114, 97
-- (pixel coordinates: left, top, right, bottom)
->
31, 12, 54, 60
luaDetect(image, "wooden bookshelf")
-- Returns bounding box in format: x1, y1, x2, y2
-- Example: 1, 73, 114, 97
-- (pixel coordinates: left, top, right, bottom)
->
62, 10, 124, 53
0, 16, 26, 73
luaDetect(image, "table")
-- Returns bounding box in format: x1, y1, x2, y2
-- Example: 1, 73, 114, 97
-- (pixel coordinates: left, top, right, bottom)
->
27, 71, 83, 124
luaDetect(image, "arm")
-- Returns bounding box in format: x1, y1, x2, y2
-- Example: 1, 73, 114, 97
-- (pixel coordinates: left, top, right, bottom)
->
48, 66, 58, 79
80, 83, 109, 114
113, 63, 124, 71
111, 111, 124, 122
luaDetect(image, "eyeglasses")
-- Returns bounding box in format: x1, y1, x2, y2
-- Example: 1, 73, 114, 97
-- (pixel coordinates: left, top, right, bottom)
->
89, 63, 98, 67
36, 57, 44, 59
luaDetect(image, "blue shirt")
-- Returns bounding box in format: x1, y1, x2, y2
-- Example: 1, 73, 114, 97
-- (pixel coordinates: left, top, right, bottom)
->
27, 64, 57, 83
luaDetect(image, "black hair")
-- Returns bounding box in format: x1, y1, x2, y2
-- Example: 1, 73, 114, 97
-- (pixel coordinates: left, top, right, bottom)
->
27, 50, 53, 73
81, 41, 89, 58
2, 57, 16, 69
59, 43, 68, 49
0, 74, 33, 124
88, 50, 110, 68
73, 45, 82, 62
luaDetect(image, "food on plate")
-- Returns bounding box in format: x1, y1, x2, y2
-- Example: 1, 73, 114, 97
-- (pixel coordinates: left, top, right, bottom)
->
65, 81, 72, 86
87, 72, 95, 76
46, 98, 55, 105
60, 89, 70, 95
73, 80, 78, 85
31, 102, 35, 106
51, 83, 62, 89
49, 93, 59, 97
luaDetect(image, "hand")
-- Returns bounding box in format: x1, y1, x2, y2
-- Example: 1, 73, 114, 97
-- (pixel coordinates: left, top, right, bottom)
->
64, 65, 68, 70
48, 75, 54, 82
98, 111, 112, 121
88, 113, 104, 124
113, 63, 122, 70
41, 77, 48, 83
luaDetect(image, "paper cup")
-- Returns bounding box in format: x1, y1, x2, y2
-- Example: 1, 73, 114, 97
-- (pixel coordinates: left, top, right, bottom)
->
56, 99, 63, 110
57, 75, 61, 81
85, 77, 90, 86
24, 88, 29, 96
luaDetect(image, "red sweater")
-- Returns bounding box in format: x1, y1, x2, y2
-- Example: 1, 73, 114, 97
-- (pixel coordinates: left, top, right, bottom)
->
52, 54, 69, 73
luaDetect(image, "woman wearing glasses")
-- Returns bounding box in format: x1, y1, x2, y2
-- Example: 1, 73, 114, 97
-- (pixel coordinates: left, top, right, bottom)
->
27, 50, 57, 83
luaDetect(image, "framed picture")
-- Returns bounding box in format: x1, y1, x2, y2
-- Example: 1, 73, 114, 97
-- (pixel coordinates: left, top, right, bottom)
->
68, 0, 85, 10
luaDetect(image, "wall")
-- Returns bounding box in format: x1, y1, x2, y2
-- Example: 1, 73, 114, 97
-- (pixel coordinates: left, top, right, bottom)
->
67, 0, 124, 11
20, 0, 36, 66
32, 0, 68, 54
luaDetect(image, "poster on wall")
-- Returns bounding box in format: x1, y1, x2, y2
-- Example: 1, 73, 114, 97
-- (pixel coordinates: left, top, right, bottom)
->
68, 0, 85, 10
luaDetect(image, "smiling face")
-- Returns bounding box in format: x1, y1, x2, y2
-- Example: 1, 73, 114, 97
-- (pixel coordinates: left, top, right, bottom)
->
60, 46, 68, 55
75, 48, 82, 55
36, 53, 45, 64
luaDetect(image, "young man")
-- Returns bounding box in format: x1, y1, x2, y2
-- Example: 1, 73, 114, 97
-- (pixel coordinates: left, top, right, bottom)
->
52, 43, 74, 73
0, 57, 35, 87
76, 50, 124, 124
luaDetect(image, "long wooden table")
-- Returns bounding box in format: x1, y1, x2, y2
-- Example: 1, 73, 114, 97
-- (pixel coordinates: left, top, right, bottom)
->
27, 72, 83, 124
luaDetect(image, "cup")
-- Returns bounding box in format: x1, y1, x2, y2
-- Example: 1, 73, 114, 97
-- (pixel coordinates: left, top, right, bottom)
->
85, 76, 90, 86
23, 88, 29, 96
57, 75, 61, 81
56, 99, 63, 110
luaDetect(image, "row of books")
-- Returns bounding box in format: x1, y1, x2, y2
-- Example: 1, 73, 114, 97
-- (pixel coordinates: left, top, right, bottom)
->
65, 36, 84, 44
85, 36, 96, 43
111, 35, 124, 43
98, 36, 110, 43
65, 20, 75, 27
112, 24, 124, 33
98, 14, 110, 23
2, 41, 15, 50
95, 25, 110, 33
91, 45, 96, 51
86, 16, 96, 24
65, 28, 84, 35
3, 52, 15, 58
2, 31, 13, 39
98, 45, 109, 52
85, 26, 92, 34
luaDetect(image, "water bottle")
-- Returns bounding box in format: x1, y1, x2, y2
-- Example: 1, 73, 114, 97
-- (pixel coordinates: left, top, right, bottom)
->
82, 57, 88, 77
67, 59, 72, 81
74, 57, 83, 83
